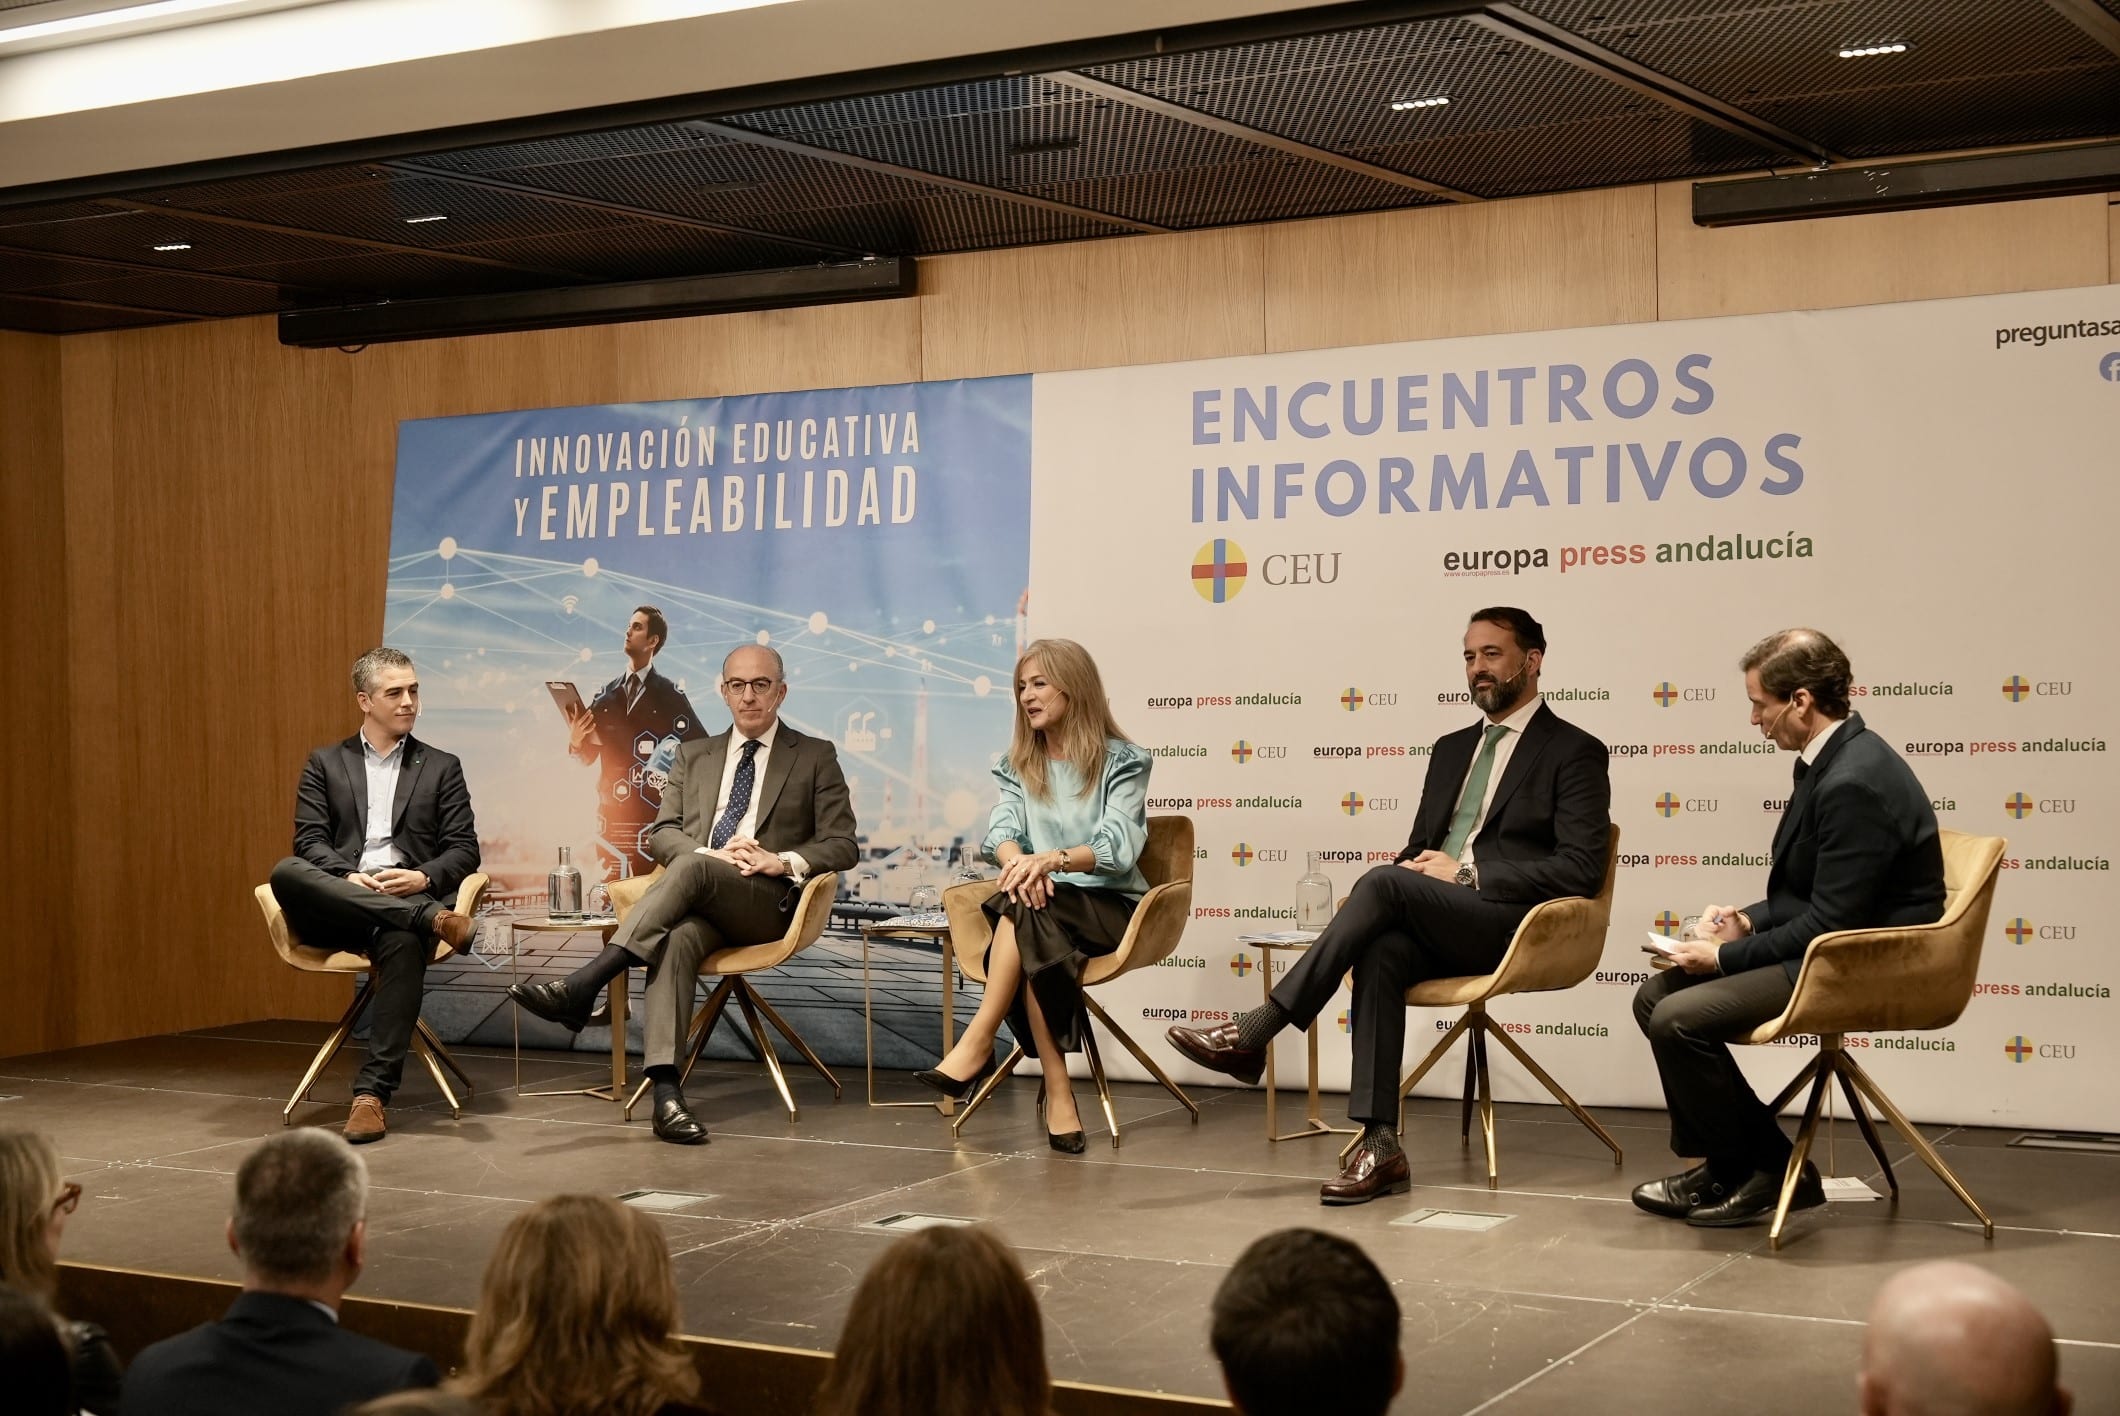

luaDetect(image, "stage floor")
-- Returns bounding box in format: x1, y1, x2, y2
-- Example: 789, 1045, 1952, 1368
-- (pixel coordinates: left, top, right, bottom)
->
5, 1024, 2116, 1414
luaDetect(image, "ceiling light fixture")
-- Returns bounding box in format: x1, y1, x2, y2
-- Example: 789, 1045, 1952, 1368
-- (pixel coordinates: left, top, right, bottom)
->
1390, 95, 1451, 110
403, 214, 450, 224
152, 242, 193, 251
1837, 42, 1908, 58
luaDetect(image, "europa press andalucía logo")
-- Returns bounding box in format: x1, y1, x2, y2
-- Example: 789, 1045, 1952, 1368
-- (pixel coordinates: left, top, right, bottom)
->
1191, 538, 1247, 603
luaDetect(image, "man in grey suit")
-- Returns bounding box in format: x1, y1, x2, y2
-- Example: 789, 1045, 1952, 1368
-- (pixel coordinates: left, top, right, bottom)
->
510, 643, 858, 1143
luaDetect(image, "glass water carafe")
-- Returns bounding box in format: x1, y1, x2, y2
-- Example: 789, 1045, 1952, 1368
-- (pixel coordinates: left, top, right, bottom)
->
1294, 852, 1335, 932
547, 846, 584, 919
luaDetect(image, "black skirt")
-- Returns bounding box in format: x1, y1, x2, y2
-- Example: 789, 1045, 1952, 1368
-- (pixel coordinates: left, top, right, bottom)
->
979, 882, 1138, 1055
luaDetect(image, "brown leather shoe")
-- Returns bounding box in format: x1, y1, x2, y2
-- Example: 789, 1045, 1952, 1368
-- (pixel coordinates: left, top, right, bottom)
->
1320, 1145, 1411, 1205
344, 1094, 387, 1145
1164, 1022, 1266, 1086
431, 909, 477, 953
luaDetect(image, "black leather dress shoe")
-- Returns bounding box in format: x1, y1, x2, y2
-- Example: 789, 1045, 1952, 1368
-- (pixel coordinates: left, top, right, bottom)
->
507, 980, 593, 1033
1165, 1022, 1267, 1086
651, 1095, 710, 1146
1631, 1162, 1728, 1219
1686, 1161, 1825, 1228
1048, 1129, 1087, 1154
1320, 1146, 1412, 1205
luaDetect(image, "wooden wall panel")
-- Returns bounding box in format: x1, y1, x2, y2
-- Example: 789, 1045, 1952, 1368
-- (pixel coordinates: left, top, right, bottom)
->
1657, 183, 2112, 320
1262, 187, 1658, 352
0, 330, 72, 1057
920, 227, 1266, 380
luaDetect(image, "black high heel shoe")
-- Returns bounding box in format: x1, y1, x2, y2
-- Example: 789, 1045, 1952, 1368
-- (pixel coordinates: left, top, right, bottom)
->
1047, 1128, 1087, 1154
913, 1054, 996, 1101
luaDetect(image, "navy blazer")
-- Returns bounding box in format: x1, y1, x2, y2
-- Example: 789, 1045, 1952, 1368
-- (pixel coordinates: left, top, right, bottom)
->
291, 732, 480, 901
123, 1291, 438, 1416
1720, 712, 1946, 980
572, 664, 709, 787
1395, 701, 1612, 904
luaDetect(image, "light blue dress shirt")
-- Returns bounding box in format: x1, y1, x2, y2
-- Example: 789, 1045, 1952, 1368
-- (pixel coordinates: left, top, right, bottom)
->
981, 739, 1152, 898
358, 731, 406, 873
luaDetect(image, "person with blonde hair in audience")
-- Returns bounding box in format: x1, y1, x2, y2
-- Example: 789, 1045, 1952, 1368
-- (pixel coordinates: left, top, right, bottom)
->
1861, 1261, 2072, 1416
811, 1223, 1050, 1416
348, 1391, 483, 1416
0, 1130, 122, 1414
452, 1194, 714, 1416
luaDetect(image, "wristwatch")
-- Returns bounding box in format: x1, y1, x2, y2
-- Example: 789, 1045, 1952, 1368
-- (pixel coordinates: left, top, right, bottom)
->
1454, 863, 1478, 888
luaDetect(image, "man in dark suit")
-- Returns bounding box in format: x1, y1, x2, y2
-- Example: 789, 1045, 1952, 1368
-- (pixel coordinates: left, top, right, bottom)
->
565, 604, 708, 878
124, 1130, 438, 1415
1169, 608, 1611, 1204
1633, 628, 1944, 1227
269, 647, 480, 1144
512, 642, 858, 1144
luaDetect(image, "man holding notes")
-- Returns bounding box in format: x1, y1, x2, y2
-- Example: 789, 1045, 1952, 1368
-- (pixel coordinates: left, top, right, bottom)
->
1632, 628, 1945, 1228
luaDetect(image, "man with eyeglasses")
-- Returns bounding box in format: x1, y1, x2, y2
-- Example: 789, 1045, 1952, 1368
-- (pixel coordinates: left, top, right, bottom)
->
509, 643, 858, 1143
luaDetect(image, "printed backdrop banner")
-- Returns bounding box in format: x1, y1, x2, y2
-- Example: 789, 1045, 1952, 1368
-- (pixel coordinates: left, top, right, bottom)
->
1031, 283, 2118, 1134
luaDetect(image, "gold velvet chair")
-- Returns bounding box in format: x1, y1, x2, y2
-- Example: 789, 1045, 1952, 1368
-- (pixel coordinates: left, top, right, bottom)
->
257, 873, 489, 1123
611, 867, 843, 1121
1742, 828, 2006, 1249
1355, 830, 1622, 1188
939, 814, 1200, 1148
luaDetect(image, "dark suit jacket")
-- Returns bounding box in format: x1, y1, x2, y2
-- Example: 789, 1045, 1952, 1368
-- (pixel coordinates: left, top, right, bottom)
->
1394, 702, 1612, 904
646, 720, 859, 875
291, 733, 480, 901
1721, 712, 1946, 980
572, 664, 708, 788
122, 1291, 438, 1416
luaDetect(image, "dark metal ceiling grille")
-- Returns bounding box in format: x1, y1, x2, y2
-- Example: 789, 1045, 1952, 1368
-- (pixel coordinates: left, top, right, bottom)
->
0, 293, 182, 333
412, 125, 719, 176
145, 166, 631, 250
0, 209, 398, 271
1, 270, 282, 317
442, 221, 834, 283
210, 251, 549, 300
1512, 0, 2120, 155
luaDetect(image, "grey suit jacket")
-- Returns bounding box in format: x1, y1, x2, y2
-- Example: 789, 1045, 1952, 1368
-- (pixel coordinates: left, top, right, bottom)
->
645, 721, 858, 875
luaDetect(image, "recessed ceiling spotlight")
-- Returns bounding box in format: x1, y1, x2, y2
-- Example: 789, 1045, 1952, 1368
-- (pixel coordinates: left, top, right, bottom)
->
1837, 42, 1908, 58
151, 242, 192, 251
403, 213, 449, 224
1390, 95, 1451, 111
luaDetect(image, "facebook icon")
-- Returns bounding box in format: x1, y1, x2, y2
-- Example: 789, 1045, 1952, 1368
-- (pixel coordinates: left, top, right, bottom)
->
2103, 352, 2120, 383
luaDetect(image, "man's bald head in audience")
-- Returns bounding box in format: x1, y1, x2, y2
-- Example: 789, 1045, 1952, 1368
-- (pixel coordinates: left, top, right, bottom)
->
1860, 1262, 2070, 1416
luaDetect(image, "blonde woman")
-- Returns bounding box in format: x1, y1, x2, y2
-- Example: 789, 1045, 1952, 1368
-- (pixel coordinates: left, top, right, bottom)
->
917, 639, 1150, 1152
452, 1195, 713, 1416
0, 1130, 121, 1414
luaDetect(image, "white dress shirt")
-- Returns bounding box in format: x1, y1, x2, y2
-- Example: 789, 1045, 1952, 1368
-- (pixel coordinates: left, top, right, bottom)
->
706, 726, 808, 882
1798, 715, 1844, 767
1451, 692, 1545, 867
357, 730, 408, 873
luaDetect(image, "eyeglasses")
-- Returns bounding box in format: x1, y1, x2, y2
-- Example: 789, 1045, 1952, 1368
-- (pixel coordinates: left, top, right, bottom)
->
52, 1181, 81, 1217
722, 678, 780, 699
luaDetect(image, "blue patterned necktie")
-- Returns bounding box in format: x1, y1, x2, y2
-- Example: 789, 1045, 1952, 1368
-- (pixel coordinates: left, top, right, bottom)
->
710, 738, 761, 849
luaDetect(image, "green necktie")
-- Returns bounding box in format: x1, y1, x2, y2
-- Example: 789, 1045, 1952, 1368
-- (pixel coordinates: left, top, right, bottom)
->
1441, 723, 1511, 860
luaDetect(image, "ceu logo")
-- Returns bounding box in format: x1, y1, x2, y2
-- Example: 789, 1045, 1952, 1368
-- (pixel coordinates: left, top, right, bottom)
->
1653, 682, 1679, 708
2004, 1035, 2033, 1063
2102, 351, 2120, 382
1341, 687, 1365, 712
2005, 917, 2033, 946
1192, 539, 1248, 603
1336, 1009, 1351, 1034
1654, 792, 1681, 818
1232, 740, 1253, 764
1653, 910, 1681, 937
1341, 791, 1365, 816
2001, 675, 2030, 703
1229, 953, 1254, 978
2005, 793, 2034, 820
1231, 843, 1255, 868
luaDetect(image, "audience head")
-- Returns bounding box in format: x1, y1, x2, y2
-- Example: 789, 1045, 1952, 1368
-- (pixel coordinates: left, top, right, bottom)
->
1741, 627, 1852, 749
456, 1194, 699, 1416
813, 1223, 1049, 1416
1860, 1261, 2070, 1416
0, 1283, 71, 1416
1009, 638, 1129, 801
0, 1130, 71, 1301
1211, 1229, 1402, 1416
229, 1130, 368, 1299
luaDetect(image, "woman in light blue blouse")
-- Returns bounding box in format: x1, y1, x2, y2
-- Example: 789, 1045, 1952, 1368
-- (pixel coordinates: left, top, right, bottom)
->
917, 638, 1150, 1153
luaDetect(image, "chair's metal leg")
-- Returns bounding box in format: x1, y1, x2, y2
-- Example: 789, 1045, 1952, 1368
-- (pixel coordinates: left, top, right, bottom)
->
1082, 995, 1199, 1119
1835, 1066, 1897, 1196
284, 984, 370, 1124
1768, 1053, 1824, 1113
952, 1043, 1026, 1137
747, 984, 842, 1098
1473, 1024, 1498, 1189
1373, 1011, 1475, 1162
735, 986, 799, 1120
415, 1018, 475, 1096
1459, 1030, 1479, 1149
411, 1033, 462, 1119
1483, 1022, 1624, 1165
1080, 1020, 1120, 1149
1841, 1052, 1993, 1238
1770, 1060, 1834, 1250
676, 978, 740, 1088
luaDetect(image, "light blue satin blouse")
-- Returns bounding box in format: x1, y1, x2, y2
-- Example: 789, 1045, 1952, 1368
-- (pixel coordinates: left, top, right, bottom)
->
980, 739, 1152, 898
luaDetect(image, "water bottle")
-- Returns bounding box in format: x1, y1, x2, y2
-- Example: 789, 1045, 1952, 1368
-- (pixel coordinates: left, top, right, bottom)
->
1294, 852, 1334, 932
547, 846, 584, 920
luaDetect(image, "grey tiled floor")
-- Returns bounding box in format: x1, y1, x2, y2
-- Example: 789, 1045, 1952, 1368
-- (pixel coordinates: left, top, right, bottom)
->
5, 1024, 2116, 1414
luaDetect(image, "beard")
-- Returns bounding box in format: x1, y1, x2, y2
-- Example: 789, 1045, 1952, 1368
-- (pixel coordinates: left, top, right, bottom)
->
1470, 674, 1523, 717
